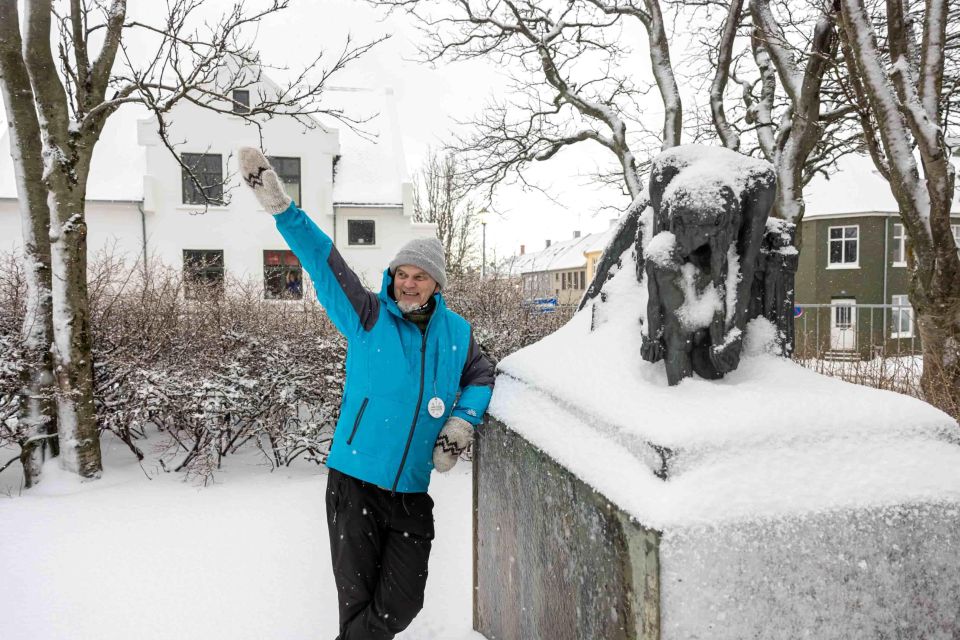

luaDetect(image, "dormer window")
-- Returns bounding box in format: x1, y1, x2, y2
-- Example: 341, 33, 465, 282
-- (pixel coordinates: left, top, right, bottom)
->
232, 89, 250, 114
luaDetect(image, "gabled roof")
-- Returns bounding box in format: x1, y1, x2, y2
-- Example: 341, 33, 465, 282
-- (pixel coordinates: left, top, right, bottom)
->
324, 87, 409, 207
513, 225, 617, 275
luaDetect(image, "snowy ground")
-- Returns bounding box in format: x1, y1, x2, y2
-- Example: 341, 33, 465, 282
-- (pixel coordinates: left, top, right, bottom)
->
0, 437, 482, 640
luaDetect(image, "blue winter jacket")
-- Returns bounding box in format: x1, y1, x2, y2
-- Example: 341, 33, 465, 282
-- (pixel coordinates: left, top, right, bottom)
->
274, 202, 495, 493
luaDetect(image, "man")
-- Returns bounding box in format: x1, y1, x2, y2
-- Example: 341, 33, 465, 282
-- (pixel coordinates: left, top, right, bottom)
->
239, 148, 495, 640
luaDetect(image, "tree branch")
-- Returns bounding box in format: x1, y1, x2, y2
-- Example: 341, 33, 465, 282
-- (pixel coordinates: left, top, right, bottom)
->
710, 0, 744, 149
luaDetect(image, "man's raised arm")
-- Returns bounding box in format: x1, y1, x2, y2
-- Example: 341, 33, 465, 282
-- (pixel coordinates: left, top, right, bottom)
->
238, 147, 379, 338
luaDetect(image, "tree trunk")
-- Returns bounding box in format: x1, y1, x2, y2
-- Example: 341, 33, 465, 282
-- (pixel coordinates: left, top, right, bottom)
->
0, 0, 59, 487
839, 0, 960, 418
915, 300, 960, 419
48, 185, 102, 479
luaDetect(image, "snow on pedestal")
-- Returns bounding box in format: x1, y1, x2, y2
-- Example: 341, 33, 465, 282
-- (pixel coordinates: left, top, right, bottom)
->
474, 249, 960, 640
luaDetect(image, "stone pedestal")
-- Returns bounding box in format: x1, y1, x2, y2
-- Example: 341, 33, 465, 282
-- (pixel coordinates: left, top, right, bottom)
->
473, 417, 960, 640
474, 418, 661, 640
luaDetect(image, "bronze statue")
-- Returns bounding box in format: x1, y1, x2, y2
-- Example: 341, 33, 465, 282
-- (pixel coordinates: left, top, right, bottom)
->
641, 146, 777, 385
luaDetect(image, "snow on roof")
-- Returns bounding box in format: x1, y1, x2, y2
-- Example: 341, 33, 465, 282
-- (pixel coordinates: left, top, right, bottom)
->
0, 106, 147, 201
324, 87, 408, 206
803, 154, 900, 217
490, 245, 960, 528
513, 225, 617, 275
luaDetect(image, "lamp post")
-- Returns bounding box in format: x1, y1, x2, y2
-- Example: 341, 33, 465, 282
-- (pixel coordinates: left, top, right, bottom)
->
479, 208, 489, 279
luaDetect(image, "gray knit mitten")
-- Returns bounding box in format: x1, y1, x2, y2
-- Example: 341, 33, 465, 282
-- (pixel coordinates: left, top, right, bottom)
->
433, 416, 473, 472
238, 147, 292, 214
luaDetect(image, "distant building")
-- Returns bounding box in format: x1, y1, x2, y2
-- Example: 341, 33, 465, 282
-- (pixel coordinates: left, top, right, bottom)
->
0, 79, 435, 298
795, 154, 960, 356
513, 225, 616, 306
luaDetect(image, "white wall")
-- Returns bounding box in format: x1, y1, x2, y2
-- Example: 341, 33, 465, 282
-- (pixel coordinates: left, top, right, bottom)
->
137, 90, 340, 288
334, 205, 436, 290
0, 201, 22, 254
0, 200, 143, 265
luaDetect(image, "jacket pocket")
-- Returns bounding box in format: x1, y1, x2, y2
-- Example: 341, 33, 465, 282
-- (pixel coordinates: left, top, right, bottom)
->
346, 397, 369, 445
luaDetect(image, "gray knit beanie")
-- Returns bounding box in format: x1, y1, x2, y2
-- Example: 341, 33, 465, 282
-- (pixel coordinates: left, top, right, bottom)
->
389, 237, 447, 290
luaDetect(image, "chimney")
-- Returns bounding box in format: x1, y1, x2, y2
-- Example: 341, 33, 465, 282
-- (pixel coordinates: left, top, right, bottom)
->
520, 244, 526, 255
545, 239, 552, 248
573, 230, 581, 239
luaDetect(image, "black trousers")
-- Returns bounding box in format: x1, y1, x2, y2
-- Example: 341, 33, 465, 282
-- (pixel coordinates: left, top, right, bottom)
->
326, 467, 435, 640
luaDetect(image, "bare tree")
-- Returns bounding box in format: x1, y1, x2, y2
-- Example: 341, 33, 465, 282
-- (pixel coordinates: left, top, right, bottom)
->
412, 150, 479, 274
374, 0, 684, 307
747, 0, 857, 224
0, 4, 58, 487
838, 0, 959, 415
685, 0, 863, 230
0, 0, 380, 485
380, 0, 682, 201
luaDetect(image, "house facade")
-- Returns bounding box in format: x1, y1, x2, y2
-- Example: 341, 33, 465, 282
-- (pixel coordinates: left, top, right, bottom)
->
514, 225, 616, 306
794, 154, 960, 357
0, 81, 435, 299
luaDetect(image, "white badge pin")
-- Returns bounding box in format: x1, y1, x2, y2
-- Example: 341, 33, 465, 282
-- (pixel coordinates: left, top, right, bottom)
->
428, 397, 445, 418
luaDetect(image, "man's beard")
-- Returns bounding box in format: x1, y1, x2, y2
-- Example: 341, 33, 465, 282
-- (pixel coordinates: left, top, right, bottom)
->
397, 298, 427, 313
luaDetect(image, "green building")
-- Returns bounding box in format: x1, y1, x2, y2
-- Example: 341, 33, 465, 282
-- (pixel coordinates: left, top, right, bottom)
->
795, 155, 960, 359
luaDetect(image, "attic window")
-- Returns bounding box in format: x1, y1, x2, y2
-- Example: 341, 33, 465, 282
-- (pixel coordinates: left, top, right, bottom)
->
348, 219, 376, 246
232, 89, 250, 114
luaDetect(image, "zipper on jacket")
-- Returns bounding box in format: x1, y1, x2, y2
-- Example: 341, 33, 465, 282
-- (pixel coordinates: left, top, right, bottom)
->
392, 324, 430, 494
346, 397, 369, 445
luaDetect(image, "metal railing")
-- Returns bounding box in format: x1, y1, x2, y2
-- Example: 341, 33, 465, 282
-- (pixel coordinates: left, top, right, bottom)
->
793, 303, 926, 402
794, 303, 919, 360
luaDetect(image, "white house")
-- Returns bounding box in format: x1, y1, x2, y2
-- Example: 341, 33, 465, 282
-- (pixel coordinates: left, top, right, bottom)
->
0, 80, 435, 298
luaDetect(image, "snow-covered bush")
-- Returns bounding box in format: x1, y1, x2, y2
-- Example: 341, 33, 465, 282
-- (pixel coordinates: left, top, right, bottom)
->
0, 255, 30, 474
83, 256, 345, 481
443, 270, 573, 365
0, 251, 570, 481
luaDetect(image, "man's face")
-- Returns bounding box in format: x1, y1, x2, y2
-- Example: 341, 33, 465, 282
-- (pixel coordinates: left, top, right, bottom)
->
393, 264, 438, 312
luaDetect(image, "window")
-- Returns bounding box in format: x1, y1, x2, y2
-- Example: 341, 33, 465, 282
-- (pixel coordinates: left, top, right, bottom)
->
231, 89, 250, 114
266, 156, 301, 206
834, 304, 852, 329
579, 270, 586, 290
891, 294, 913, 338
181, 153, 224, 205
561, 271, 581, 290
263, 250, 303, 300
183, 250, 224, 299
892, 223, 907, 266
348, 219, 376, 245
828, 225, 859, 267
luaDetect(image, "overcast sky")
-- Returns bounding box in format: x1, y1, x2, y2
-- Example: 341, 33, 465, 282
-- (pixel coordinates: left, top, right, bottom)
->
246, 0, 634, 258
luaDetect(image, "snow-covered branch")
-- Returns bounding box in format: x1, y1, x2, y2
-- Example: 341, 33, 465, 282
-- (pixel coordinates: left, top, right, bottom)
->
749, 0, 802, 102
710, 0, 745, 150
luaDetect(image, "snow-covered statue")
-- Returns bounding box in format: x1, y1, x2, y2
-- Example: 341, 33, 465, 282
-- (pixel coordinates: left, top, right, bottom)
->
641, 146, 776, 385
752, 218, 799, 357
